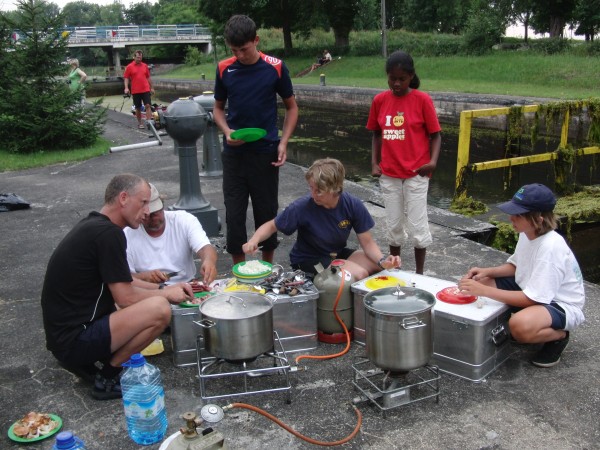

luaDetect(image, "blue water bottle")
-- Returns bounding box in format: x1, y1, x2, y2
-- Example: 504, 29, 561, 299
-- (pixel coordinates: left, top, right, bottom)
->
52, 431, 86, 449
121, 353, 168, 445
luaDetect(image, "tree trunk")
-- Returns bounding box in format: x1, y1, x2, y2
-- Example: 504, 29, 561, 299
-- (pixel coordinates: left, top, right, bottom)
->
333, 28, 350, 49
548, 16, 564, 38
280, 0, 293, 54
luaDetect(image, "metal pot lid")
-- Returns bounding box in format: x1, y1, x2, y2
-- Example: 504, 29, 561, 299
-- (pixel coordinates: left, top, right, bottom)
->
200, 292, 272, 320
364, 286, 435, 315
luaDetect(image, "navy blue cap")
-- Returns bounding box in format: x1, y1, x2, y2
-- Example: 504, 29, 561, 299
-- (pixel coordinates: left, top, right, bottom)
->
497, 183, 556, 215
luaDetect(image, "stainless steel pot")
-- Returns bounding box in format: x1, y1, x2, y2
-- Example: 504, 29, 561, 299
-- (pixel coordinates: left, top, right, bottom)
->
195, 292, 273, 362
364, 286, 435, 371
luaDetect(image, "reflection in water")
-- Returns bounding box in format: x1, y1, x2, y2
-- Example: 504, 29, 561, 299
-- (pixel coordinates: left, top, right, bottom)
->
286, 105, 599, 209
285, 105, 599, 283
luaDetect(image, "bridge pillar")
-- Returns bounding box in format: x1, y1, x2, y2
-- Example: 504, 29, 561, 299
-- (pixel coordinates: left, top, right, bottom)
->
112, 48, 122, 73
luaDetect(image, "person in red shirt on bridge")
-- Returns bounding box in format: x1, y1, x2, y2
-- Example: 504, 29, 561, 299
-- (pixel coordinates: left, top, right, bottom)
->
123, 50, 154, 129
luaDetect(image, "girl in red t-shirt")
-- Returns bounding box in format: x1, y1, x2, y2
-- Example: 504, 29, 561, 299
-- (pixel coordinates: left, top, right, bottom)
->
367, 50, 442, 274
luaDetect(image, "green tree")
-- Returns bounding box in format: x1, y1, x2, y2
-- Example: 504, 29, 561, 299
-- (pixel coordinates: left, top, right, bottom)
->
529, 0, 577, 38
401, 0, 469, 34
125, 1, 155, 25
510, 0, 534, 43
198, 0, 302, 54
155, 0, 201, 24
98, 2, 126, 26
62, 1, 101, 27
321, 0, 358, 51
0, 0, 105, 154
573, 0, 600, 41
462, 0, 507, 54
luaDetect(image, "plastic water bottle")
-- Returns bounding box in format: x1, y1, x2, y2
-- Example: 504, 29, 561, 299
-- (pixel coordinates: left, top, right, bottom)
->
121, 353, 168, 445
52, 431, 86, 449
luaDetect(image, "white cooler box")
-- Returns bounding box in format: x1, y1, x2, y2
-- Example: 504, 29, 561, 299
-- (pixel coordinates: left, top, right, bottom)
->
351, 270, 512, 382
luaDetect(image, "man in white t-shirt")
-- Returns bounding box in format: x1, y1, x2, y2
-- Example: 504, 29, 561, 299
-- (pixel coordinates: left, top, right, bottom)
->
124, 184, 218, 285
458, 183, 585, 368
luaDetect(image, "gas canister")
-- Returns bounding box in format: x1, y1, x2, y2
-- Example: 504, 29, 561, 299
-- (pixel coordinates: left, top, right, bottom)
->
313, 259, 355, 342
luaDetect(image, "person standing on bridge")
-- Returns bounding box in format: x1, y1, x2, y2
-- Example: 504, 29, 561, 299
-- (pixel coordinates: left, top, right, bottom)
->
123, 50, 154, 129
213, 14, 298, 265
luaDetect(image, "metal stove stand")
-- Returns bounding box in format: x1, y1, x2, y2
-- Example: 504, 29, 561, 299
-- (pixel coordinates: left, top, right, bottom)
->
196, 331, 293, 403
352, 356, 440, 415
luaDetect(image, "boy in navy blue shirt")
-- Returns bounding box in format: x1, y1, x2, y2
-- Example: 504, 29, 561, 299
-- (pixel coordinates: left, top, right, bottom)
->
213, 14, 298, 265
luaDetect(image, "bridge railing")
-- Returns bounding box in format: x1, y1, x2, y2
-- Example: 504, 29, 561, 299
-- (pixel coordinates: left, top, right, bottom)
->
64, 24, 211, 43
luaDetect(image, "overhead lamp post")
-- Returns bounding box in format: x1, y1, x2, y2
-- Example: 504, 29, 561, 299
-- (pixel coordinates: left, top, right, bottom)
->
381, 0, 388, 58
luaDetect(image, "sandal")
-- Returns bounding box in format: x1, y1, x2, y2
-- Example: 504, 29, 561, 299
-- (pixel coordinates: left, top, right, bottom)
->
138, 123, 146, 129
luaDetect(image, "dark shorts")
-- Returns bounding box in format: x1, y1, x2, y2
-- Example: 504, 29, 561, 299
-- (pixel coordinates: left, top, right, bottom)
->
291, 248, 356, 279
52, 315, 112, 366
222, 147, 279, 254
132, 91, 151, 109
495, 276, 567, 330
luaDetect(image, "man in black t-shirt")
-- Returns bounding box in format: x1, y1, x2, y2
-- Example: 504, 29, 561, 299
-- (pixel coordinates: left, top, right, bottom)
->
41, 173, 193, 400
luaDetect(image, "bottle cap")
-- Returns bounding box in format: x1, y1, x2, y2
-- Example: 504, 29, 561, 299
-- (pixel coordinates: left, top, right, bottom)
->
55, 431, 75, 449
126, 353, 146, 368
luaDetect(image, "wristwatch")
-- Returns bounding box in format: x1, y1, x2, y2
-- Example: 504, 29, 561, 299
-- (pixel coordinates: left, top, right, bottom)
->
377, 257, 386, 269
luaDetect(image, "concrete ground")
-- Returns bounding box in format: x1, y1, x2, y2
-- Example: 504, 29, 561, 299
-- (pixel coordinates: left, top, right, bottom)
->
1, 108, 599, 450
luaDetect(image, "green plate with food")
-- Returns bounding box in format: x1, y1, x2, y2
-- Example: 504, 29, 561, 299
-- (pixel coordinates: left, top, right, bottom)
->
232, 260, 273, 279
179, 291, 212, 307
230, 128, 267, 142
8, 412, 62, 443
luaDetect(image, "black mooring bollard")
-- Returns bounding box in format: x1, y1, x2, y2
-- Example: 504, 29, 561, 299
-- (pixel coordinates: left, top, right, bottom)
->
161, 99, 220, 237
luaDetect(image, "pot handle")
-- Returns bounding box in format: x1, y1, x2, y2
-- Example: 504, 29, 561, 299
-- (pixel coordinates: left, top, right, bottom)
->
400, 317, 426, 329
193, 319, 216, 329
226, 295, 246, 308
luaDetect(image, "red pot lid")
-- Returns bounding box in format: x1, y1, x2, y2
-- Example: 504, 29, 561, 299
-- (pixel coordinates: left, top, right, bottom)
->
436, 286, 477, 305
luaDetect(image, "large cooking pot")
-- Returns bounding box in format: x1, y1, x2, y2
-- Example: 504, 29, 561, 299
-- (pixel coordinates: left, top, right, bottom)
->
195, 292, 273, 362
364, 286, 435, 371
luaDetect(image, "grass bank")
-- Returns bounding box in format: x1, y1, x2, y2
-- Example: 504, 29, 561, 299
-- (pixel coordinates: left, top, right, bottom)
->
0, 139, 110, 173
166, 53, 599, 100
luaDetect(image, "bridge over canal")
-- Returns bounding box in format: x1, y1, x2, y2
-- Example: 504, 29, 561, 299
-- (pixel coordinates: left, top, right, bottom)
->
63, 24, 212, 74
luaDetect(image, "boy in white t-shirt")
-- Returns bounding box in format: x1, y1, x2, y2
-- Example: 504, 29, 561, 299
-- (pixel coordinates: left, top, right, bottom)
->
458, 183, 585, 368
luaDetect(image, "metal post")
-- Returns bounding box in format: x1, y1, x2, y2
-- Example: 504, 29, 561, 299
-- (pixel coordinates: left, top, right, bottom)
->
193, 92, 223, 178
455, 110, 473, 198
162, 99, 220, 236
320, 74, 326, 86
109, 121, 163, 153
381, 0, 387, 58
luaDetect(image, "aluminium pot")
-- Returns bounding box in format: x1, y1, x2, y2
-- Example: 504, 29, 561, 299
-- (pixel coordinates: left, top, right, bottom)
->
364, 286, 435, 371
195, 292, 273, 362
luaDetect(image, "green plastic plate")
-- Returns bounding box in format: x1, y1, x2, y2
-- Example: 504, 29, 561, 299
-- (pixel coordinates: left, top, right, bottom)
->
179, 291, 212, 307
230, 128, 267, 142
8, 414, 62, 443
232, 260, 273, 278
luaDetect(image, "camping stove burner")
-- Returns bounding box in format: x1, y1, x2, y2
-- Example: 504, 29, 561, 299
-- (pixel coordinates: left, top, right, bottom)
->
352, 356, 440, 415
196, 331, 293, 403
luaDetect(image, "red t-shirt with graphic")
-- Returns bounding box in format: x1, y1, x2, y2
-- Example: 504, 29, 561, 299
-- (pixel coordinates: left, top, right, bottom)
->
367, 89, 441, 179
